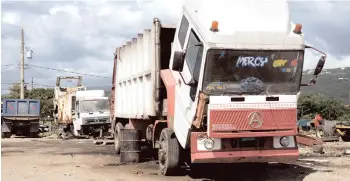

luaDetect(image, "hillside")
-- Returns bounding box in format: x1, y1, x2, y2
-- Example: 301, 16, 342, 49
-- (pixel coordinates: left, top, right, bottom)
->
301, 67, 350, 104
91, 67, 350, 103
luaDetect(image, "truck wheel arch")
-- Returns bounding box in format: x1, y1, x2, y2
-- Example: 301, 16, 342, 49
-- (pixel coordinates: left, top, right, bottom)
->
153, 120, 168, 148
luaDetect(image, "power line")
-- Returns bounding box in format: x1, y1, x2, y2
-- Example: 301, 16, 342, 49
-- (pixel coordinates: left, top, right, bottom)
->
1, 82, 54, 88
2, 64, 13, 66
2, 64, 112, 79
27, 64, 111, 79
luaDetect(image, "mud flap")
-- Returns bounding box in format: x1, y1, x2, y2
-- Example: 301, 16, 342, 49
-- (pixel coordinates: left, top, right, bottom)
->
29, 122, 39, 133
1, 121, 12, 133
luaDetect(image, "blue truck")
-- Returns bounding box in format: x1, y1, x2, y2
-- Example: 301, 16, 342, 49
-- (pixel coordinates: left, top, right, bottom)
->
1, 99, 41, 138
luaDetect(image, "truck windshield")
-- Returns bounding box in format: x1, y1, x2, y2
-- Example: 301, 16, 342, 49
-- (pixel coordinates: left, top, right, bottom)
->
203, 49, 304, 95
80, 99, 109, 113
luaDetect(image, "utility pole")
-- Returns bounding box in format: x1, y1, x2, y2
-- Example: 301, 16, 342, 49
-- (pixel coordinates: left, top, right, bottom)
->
20, 28, 25, 99
32, 77, 34, 90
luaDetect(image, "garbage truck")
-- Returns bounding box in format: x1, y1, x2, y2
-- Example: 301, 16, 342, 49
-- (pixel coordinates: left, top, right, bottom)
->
110, 0, 327, 175
1, 99, 40, 138
54, 76, 110, 137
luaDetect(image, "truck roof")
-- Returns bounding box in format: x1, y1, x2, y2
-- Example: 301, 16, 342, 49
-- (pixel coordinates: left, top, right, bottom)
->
184, 0, 304, 49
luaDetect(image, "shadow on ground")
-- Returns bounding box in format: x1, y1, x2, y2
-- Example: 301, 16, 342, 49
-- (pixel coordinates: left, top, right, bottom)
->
185, 163, 317, 181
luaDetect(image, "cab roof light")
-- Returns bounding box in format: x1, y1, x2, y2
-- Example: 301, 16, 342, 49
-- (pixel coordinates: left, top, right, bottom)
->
294, 24, 302, 34
210, 21, 219, 32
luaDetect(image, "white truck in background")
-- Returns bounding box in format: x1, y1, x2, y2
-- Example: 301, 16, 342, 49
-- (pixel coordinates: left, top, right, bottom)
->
110, 0, 327, 175
72, 90, 110, 137
54, 76, 110, 138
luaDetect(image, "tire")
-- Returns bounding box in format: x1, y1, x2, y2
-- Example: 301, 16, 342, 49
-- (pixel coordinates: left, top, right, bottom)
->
30, 132, 39, 138
2, 132, 11, 138
158, 128, 181, 176
114, 122, 124, 154
341, 135, 350, 142
316, 125, 328, 138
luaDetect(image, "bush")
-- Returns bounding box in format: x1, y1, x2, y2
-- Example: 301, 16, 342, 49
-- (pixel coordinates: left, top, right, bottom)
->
298, 93, 350, 121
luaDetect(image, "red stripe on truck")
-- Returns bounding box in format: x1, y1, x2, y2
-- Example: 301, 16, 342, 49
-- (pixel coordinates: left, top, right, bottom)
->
160, 69, 176, 128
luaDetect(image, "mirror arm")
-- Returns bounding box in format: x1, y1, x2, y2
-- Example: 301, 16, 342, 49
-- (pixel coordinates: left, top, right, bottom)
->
300, 75, 318, 87
304, 45, 327, 58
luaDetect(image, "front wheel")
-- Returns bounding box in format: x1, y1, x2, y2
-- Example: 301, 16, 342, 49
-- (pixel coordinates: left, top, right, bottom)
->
114, 122, 124, 154
158, 128, 181, 176
2, 132, 11, 138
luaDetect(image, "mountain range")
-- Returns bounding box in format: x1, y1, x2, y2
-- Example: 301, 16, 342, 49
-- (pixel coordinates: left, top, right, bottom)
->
301, 67, 350, 104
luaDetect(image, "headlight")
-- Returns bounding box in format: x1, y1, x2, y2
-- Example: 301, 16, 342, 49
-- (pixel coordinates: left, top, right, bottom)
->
204, 138, 215, 149
279, 136, 290, 147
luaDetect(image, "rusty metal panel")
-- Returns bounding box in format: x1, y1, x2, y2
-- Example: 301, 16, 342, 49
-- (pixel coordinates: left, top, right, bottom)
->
296, 134, 323, 146
54, 76, 86, 125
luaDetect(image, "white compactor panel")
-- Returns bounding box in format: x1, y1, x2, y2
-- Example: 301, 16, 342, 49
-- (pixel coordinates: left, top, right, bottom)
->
113, 19, 175, 119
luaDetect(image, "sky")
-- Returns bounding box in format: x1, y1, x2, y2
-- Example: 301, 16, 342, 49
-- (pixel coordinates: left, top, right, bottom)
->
1, 0, 350, 95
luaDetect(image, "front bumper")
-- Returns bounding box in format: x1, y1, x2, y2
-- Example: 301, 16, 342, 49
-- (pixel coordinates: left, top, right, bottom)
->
190, 132, 299, 164
191, 149, 299, 163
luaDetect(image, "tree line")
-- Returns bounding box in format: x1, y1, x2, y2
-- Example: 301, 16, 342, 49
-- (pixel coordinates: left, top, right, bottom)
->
298, 93, 350, 121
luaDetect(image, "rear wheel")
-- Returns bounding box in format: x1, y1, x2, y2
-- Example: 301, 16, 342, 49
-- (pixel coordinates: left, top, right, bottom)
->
158, 128, 181, 176
30, 132, 39, 138
114, 122, 124, 154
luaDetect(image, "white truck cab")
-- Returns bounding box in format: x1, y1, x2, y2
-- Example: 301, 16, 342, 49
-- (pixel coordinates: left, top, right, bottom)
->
169, 0, 325, 148
72, 90, 110, 136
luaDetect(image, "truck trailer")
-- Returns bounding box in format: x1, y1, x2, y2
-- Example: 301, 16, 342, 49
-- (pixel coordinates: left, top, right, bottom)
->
110, 0, 327, 175
1, 99, 40, 138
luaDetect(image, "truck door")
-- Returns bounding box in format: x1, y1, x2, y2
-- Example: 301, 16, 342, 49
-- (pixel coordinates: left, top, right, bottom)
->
171, 14, 204, 148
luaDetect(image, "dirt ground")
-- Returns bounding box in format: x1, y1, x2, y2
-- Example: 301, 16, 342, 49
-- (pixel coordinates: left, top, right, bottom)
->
2, 138, 350, 181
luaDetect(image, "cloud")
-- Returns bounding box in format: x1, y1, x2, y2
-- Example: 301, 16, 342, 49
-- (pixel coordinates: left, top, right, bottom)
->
1, 0, 350, 95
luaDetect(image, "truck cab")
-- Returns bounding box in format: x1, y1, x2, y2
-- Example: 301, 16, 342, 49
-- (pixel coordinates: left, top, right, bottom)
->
164, 0, 326, 166
72, 90, 110, 136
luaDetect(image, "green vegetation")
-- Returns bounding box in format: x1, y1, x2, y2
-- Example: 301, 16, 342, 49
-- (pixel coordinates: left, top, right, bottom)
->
298, 93, 350, 121
1, 83, 54, 118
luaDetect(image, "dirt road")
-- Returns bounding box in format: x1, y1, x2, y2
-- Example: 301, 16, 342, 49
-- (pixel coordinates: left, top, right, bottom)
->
2, 138, 350, 181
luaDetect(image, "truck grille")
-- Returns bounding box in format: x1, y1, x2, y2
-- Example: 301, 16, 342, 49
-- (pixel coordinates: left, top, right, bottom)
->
209, 109, 296, 132
84, 118, 108, 124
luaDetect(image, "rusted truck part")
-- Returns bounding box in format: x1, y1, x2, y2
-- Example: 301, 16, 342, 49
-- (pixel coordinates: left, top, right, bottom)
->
53, 76, 86, 134
296, 134, 323, 146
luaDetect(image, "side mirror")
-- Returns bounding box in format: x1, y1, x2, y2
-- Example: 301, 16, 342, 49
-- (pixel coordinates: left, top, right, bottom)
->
301, 45, 327, 86
313, 56, 326, 76
172, 51, 185, 72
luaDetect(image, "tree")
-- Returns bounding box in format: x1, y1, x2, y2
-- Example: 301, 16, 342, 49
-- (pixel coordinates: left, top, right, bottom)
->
1, 83, 29, 99
28, 88, 54, 118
